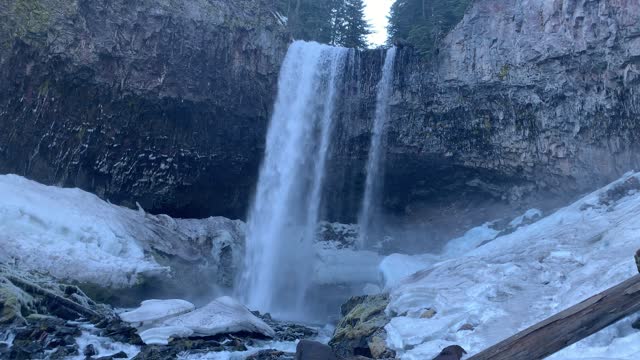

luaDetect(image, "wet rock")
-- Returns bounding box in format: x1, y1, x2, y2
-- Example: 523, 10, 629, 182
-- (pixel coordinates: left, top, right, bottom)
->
329, 294, 395, 359
84, 343, 98, 357
96, 318, 144, 345
295, 339, 338, 360
432, 345, 467, 360
255, 312, 318, 342
132, 334, 249, 360
457, 323, 475, 332
50, 345, 80, 359
6, 314, 83, 359
247, 349, 295, 360
95, 351, 129, 360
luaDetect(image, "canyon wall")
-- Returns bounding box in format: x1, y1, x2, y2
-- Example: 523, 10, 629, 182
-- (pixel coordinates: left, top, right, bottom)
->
1, 0, 639, 238
0, 0, 289, 218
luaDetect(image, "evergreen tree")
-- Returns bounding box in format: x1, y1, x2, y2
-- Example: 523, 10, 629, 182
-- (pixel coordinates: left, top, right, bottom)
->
335, 0, 371, 49
388, 0, 470, 57
274, 0, 371, 48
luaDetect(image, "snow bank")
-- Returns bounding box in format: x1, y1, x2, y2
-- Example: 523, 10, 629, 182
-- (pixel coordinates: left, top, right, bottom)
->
125, 296, 276, 345
0, 174, 245, 289
384, 172, 640, 359
163, 296, 275, 338
139, 326, 195, 345
379, 220, 503, 289
0, 175, 165, 287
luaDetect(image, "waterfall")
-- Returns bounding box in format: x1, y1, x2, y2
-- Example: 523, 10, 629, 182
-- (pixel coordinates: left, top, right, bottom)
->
239, 41, 349, 318
357, 47, 397, 249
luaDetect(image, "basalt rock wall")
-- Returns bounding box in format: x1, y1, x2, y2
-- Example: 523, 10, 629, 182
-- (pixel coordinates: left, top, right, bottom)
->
2, 0, 640, 237
0, 0, 289, 219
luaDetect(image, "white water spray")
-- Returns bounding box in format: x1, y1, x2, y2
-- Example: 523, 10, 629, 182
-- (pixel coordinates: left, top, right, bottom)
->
358, 47, 397, 249
239, 41, 349, 319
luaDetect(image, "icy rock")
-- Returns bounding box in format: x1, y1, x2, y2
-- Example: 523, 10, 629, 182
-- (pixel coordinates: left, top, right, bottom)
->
162, 296, 275, 338
138, 326, 194, 345
119, 299, 195, 325
317, 222, 359, 249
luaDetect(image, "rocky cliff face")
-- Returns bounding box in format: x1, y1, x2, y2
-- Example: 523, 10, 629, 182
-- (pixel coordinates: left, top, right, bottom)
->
0, 0, 289, 218
1, 0, 639, 241
326, 0, 640, 242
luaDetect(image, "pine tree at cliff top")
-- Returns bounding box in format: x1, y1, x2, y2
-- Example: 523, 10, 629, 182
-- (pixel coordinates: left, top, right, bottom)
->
335, 0, 372, 49
275, 0, 371, 48
388, 0, 471, 56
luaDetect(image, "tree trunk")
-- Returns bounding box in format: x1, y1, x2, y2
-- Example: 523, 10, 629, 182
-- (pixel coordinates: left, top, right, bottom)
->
468, 274, 640, 360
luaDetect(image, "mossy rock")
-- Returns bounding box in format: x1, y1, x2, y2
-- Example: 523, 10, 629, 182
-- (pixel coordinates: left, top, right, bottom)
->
329, 294, 395, 359
0, 276, 33, 325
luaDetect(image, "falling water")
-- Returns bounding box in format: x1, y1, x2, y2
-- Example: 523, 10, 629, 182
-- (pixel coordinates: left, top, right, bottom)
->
357, 47, 397, 249
239, 41, 349, 318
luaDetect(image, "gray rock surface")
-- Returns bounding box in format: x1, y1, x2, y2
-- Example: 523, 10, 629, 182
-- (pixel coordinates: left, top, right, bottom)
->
325, 0, 640, 243
0, 0, 289, 219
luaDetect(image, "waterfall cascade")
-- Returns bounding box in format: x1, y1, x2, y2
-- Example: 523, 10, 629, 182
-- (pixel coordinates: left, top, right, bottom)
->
357, 47, 397, 248
239, 41, 350, 319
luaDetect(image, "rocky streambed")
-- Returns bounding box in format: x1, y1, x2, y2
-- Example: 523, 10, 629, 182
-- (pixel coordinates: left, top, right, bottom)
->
0, 263, 399, 360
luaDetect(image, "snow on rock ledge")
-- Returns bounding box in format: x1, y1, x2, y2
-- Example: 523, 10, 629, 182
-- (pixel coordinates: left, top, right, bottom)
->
384, 172, 640, 360
163, 296, 275, 338
0, 174, 245, 292
119, 299, 195, 325
131, 296, 276, 345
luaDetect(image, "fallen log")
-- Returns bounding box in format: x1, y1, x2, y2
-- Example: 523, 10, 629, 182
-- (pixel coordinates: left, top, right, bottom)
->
468, 274, 640, 360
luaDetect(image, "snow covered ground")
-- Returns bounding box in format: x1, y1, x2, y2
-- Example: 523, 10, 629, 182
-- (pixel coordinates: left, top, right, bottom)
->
0, 174, 165, 287
0, 174, 244, 289
381, 172, 640, 359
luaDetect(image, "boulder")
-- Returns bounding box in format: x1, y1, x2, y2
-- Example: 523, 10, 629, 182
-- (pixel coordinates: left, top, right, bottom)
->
432, 345, 467, 360
247, 349, 295, 360
295, 340, 338, 360
329, 294, 395, 359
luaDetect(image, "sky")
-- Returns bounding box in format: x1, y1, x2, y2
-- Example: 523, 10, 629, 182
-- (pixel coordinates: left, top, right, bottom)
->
365, 0, 395, 46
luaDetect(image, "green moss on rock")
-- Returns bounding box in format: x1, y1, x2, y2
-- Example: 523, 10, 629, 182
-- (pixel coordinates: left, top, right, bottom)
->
329, 294, 395, 359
